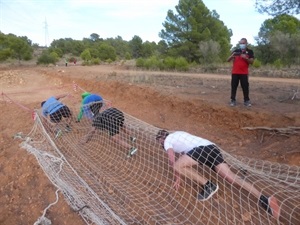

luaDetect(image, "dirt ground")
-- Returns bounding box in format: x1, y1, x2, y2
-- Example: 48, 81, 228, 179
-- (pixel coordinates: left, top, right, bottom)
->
0, 63, 299, 225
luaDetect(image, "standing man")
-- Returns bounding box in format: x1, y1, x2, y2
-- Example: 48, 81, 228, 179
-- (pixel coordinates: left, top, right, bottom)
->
227, 38, 254, 107
156, 129, 280, 219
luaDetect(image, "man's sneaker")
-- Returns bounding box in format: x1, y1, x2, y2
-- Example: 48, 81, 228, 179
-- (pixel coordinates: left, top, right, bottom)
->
127, 147, 138, 158
259, 195, 280, 219
130, 136, 136, 143
244, 100, 252, 107
198, 181, 219, 201
65, 125, 72, 132
230, 100, 236, 107
55, 129, 63, 139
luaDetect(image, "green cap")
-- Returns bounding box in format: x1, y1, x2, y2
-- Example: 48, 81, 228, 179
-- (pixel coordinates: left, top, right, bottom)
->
81, 92, 91, 99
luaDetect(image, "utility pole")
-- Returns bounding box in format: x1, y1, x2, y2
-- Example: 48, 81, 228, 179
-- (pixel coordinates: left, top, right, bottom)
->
44, 17, 49, 47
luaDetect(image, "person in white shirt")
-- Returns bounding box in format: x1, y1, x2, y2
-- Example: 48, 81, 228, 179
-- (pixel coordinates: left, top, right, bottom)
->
156, 129, 280, 219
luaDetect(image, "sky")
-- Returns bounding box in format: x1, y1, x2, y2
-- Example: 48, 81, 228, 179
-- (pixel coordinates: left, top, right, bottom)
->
0, 0, 291, 47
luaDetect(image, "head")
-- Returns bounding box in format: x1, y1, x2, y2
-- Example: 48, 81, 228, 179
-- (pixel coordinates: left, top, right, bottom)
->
41, 101, 46, 107
81, 92, 91, 99
239, 38, 248, 50
156, 129, 169, 147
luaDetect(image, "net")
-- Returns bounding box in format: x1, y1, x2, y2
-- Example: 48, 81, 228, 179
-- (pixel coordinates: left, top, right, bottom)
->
20, 95, 299, 225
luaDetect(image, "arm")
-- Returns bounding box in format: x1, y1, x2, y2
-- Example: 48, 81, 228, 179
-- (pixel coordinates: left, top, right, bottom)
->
54, 93, 69, 100
79, 127, 96, 145
227, 52, 236, 62
167, 148, 181, 190
77, 105, 84, 122
241, 54, 254, 64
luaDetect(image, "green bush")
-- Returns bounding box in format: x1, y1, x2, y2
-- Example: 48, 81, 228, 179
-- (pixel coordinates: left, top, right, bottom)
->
144, 56, 161, 70
273, 59, 283, 69
0, 48, 12, 61
175, 57, 189, 71
136, 58, 145, 67
163, 57, 176, 70
92, 58, 100, 65
252, 59, 262, 68
125, 52, 131, 60
37, 51, 57, 65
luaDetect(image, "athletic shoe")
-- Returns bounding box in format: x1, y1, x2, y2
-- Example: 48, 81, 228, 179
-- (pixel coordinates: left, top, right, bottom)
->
198, 181, 219, 201
65, 125, 72, 132
127, 147, 138, 157
230, 100, 236, 107
259, 195, 280, 219
55, 129, 63, 139
244, 100, 252, 107
130, 136, 137, 143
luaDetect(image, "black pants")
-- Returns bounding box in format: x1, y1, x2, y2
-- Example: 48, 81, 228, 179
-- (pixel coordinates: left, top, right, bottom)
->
231, 74, 250, 101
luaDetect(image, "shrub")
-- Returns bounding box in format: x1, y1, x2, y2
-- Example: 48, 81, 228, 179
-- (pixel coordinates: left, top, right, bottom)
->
273, 59, 283, 69
37, 51, 58, 65
92, 58, 100, 65
136, 58, 145, 67
253, 59, 262, 68
163, 57, 176, 70
175, 57, 189, 71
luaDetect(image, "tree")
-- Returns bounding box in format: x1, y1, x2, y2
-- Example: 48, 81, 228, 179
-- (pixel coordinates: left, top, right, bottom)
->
255, 14, 300, 65
7, 34, 33, 62
269, 31, 300, 66
105, 36, 131, 59
256, 14, 300, 44
129, 35, 143, 58
80, 49, 92, 62
97, 43, 117, 61
255, 0, 300, 16
198, 40, 221, 64
159, 0, 231, 63
89, 33, 102, 42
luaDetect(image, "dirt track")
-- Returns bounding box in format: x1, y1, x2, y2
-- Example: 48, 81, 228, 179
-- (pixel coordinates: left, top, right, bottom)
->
0, 65, 299, 224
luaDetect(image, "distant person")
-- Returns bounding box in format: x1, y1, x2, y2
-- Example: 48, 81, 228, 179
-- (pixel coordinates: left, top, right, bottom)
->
74, 58, 77, 65
80, 107, 137, 157
65, 58, 68, 67
156, 129, 280, 219
227, 38, 254, 107
41, 94, 72, 137
77, 92, 103, 122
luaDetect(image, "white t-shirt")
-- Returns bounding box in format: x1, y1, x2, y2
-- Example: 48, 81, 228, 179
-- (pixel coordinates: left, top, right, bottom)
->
164, 131, 214, 154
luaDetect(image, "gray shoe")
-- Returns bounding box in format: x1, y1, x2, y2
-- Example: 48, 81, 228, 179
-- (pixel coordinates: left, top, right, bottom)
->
65, 125, 72, 132
198, 181, 219, 201
244, 100, 252, 107
130, 136, 136, 143
230, 100, 236, 107
127, 147, 138, 157
55, 129, 63, 139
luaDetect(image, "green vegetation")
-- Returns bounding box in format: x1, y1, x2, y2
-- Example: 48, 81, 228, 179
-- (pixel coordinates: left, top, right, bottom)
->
0, 0, 299, 75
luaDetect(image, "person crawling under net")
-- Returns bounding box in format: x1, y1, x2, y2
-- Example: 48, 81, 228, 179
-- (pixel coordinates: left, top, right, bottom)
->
80, 107, 137, 157
156, 129, 280, 220
41, 93, 72, 138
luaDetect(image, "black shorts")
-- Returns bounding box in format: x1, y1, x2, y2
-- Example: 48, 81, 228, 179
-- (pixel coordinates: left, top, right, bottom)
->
186, 144, 224, 169
92, 108, 124, 136
49, 105, 72, 123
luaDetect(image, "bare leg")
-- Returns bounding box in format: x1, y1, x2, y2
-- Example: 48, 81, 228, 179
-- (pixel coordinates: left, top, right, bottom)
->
174, 155, 208, 185
214, 163, 261, 199
215, 163, 280, 219
111, 133, 132, 149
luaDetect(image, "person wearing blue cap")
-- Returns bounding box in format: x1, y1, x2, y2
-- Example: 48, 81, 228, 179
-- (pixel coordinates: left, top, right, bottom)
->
77, 92, 103, 122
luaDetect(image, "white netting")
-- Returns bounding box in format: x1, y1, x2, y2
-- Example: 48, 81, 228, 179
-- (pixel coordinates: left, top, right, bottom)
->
20, 95, 299, 225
